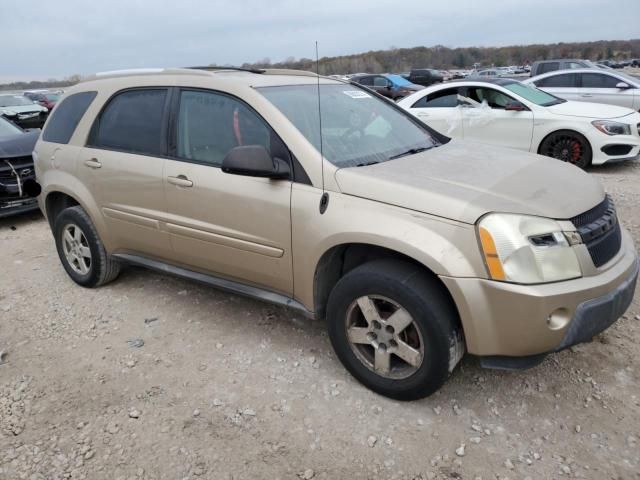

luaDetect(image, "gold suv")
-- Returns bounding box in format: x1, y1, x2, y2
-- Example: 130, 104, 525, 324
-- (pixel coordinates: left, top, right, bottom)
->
33, 68, 638, 400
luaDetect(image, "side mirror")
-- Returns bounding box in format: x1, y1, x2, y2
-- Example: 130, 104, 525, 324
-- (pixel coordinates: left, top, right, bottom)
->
222, 145, 290, 179
504, 101, 527, 111
616, 82, 631, 89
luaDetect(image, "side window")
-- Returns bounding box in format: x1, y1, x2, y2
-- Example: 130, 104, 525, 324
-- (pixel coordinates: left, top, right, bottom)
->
373, 76, 389, 87
412, 88, 460, 108
90, 89, 167, 156
357, 76, 373, 86
538, 62, 560, 74
580, 73, 621, 88
536, 73, 578, 88
175, 90, 274, 167
42, 91, 97, 144
467, 87, 515, 109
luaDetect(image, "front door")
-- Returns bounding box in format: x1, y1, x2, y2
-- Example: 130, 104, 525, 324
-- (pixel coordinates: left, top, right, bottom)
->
163, 89, 293, 294
460, 86, 534, 152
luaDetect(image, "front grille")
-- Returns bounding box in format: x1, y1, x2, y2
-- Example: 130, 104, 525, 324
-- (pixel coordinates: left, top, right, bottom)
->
0, 156, 34, 181
570, 195, 622, 267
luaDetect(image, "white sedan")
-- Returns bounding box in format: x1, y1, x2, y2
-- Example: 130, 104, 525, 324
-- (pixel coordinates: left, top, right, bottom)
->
398, 79, 640, 168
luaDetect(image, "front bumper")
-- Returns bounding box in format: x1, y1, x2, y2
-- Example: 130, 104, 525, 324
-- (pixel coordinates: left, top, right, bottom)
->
441, 227, 638, 357
0, 179, 39, 218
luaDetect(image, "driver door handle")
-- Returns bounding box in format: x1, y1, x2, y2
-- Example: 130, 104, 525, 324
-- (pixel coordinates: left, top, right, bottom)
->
167, 175, 193, 187
84, 158, 102, 169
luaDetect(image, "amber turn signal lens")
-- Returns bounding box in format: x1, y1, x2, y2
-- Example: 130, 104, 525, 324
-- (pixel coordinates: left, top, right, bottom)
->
479, 227, 506, 280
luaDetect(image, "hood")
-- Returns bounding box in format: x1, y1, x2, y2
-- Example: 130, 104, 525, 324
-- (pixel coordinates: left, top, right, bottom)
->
334, 140, 604, 224
0, 104, 46, 114
546, 100, 635, 119
0, 130, 39, 158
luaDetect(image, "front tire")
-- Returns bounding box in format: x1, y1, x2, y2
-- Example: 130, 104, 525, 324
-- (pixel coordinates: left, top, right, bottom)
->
53, 206, 121, 287
326, 259, 460, 400
539, 130, 592, 169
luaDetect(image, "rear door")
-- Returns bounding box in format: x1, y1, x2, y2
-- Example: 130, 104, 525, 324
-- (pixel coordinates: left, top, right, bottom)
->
577, 72, 636, 109
163, 88, 293, 294
533, 72, 580, 101
372, 76, 392, 98
81, 88, 173, 258
461, 86, 534, 151
407, 87, 464, 137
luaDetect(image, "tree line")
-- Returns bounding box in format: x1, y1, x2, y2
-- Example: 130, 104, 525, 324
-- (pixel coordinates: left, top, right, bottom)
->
239, 39, 640, 75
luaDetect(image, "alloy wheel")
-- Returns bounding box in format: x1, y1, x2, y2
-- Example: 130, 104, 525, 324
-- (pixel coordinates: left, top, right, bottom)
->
345, 295, 424, 379
61, 223, 92, 275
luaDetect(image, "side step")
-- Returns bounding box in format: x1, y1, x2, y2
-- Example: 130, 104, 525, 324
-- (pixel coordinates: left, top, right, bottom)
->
112, 253, 315, 319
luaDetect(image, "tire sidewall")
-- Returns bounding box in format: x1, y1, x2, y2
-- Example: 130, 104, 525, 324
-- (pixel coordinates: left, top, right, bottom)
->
327, 267, 453, 400
54, 208, 102, 287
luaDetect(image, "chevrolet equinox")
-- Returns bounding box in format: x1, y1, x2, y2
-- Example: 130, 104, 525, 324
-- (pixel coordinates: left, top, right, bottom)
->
33, 68, 638, 400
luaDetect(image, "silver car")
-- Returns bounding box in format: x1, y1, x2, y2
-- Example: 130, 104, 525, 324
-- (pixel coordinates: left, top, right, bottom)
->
524, 68, 640, 110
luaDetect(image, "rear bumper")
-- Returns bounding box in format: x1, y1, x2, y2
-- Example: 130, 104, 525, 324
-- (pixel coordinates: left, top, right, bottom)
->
441, 227, 638, 357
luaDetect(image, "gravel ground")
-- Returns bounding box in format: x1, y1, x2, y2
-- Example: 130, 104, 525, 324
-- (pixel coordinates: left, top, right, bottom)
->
1, 161, 639, 480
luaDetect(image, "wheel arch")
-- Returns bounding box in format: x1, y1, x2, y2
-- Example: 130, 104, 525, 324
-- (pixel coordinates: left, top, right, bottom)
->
312, 242, 462, 327
536, 128, 593, 160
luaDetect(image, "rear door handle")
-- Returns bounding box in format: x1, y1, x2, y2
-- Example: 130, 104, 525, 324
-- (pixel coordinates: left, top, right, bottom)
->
84, 158, 102, 169
580, 94, 594, 98
167, 175, 193, 187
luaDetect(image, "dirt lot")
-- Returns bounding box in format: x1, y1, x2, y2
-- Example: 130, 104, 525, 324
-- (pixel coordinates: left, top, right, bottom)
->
1, 161, 639, 480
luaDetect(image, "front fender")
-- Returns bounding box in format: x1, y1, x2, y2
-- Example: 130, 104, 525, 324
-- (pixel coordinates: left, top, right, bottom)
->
291, 186, 486, 311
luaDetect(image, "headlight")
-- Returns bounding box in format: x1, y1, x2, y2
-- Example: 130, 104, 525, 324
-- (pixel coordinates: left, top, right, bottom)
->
478, 213, 581, 284
592, 120, 631, 136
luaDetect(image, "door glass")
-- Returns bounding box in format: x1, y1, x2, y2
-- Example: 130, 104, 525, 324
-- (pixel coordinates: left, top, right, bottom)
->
581, 73, 621, 88
536, 73, 578, 88
412, 88, 459, 108
373, 77, 389, 87
357, 76, 373, 86
466, 87, 515, 109
90, 89, 167, 156
175, 90, 271, 167
539, 62, 559, 74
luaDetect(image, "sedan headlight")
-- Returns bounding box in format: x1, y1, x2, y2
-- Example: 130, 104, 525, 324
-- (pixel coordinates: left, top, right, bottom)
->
592, 120, 631, 136
478, 213, 581, 284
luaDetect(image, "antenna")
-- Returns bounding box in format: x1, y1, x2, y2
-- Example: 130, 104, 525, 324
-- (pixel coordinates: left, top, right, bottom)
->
316, 41, 329, 214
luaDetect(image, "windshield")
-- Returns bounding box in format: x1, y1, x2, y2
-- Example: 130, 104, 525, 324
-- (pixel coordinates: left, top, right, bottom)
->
386, 74, 411, 87
504, 82, 565, 106
0, 116, 22, 137
0, 95, 37, 107
258, 84, 439, 168
614, 71, 639, 85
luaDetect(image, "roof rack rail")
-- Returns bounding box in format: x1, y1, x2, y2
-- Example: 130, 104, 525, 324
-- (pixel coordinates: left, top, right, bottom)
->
187, 66, 266, 74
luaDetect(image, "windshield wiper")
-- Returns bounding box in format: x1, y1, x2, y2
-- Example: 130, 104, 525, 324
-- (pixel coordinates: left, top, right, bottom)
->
355, 161, 380, 167
388, 146, 431, 160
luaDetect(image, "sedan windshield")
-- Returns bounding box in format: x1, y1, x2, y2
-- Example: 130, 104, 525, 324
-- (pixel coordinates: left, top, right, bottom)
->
258, 84, 439, 168
504, 82, 565, 106
0, 95, 37, 107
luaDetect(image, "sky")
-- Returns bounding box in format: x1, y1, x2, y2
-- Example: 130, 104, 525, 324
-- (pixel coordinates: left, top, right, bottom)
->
1, 0, 638, 82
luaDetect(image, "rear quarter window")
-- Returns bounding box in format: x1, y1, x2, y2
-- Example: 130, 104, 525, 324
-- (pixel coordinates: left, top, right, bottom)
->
42, 91, 97, 144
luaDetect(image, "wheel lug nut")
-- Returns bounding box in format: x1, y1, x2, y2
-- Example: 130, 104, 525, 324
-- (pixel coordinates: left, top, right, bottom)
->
389, 339, 398, 348
378, 343, 387, 352
372, 320, 381, 330
385, 325, 394, 334
367, 332, 377, 342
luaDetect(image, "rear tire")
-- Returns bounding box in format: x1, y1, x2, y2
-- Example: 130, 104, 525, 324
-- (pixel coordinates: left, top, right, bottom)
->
53, 206, 121, 287
539, 130, 592, 169
326, 259, 460, 400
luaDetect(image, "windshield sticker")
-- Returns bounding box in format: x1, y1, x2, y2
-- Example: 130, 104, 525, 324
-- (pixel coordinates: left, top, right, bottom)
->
342, 90, 371, 99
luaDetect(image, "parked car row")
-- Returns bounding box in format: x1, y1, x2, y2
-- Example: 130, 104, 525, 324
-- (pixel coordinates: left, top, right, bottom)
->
0, 89, 61, 130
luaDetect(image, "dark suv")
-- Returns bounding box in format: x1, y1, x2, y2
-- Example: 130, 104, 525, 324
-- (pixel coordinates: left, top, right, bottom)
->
405, 69, 444, 87
351, 74, 423, 100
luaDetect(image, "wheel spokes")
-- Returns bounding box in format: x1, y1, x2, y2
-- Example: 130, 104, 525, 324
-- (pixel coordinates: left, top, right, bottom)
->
356, 296, 381, 325
386, 308, 413, 334
347, 326, 371, 345
374, 347, 391, 374
393, 339, 422, 367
